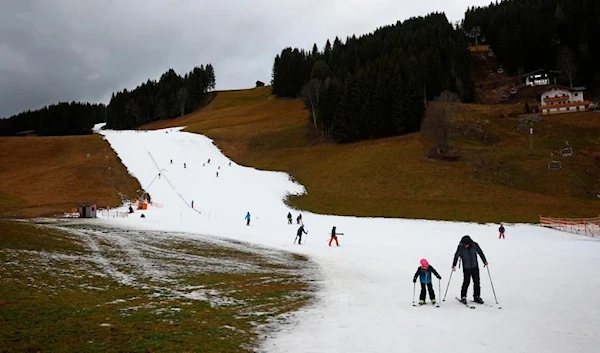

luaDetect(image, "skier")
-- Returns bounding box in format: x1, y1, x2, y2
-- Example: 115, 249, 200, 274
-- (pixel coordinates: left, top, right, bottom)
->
229, 162, 232, 166
128, 205, 134, 214
287, 212, 292, 225
216, 171, 219, 177
295, 225, 307, 245
498, 224, 505, 239
207, 158, 211, 164
158, 172, 161, 179
245, 212, 251, 226
184, 162, 187, 168
452, 235, 488, 304
191, 200, 194, 209
329, 226, 344, 246
413, 258, 441, 305
296, 214, 303, 225
170, 159, 173, 164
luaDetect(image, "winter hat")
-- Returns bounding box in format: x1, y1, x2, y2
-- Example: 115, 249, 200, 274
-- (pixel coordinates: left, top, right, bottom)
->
460, 235, 473, 245
420, 258, 429, 268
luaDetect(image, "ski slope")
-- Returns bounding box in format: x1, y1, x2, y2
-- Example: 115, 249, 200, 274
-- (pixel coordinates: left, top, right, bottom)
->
98, 126, 600, 353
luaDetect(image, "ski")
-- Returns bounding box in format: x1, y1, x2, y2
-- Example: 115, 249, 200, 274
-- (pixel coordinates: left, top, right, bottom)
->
469, 300, 502, 309
456, 297, 475, 309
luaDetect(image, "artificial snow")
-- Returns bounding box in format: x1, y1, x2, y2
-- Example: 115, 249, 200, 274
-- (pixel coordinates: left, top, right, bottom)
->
96, 127, 600, 353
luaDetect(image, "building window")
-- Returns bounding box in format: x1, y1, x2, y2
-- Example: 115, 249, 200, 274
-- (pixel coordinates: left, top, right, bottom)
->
574, 93, 578, 96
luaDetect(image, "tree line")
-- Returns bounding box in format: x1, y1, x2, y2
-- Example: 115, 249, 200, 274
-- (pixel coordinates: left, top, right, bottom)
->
0, 64, 215, 136
106, 64, 215, 130
0, 102, 106, 136
271, 13, 475, 143
463, 0, 600, 96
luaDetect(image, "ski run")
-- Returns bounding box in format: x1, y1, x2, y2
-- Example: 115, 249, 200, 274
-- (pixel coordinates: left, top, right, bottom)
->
95, 126, 600, 353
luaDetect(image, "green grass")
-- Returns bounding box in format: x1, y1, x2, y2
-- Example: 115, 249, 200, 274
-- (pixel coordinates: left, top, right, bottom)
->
0, 220, 314, 352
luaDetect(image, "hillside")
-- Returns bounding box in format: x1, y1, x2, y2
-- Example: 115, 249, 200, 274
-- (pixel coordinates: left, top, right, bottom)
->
0, 135, 141, 217
142, 86, 600, 223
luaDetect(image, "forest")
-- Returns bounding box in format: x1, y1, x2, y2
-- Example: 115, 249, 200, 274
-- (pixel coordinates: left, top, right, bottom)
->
0, 64, 215, 136
271, 13, 474, 143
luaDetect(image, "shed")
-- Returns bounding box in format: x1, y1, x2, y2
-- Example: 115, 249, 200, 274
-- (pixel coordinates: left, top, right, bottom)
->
79, 202, 97, 218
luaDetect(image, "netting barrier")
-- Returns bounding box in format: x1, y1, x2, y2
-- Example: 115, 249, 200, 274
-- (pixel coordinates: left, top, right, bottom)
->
540, 215, 600, 237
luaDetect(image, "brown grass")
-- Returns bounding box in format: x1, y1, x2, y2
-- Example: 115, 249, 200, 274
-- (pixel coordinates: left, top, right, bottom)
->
0, 135, 141, 217
142, 87, 600, 223
0, 220, 313, 353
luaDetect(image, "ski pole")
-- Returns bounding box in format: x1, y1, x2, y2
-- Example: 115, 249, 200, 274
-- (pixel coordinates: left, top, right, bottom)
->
442, 270, 453, 301
294, 235, 298, 244
412, 282, 416, 305
486, 266, 499, 304
438, 278, 441, 303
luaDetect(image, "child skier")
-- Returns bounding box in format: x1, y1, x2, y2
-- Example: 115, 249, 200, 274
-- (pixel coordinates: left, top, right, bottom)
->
329, 226, 343, 246
245, 212, 251, 226
287, 212, 292, 224
498, 224, 505, 239
413, 258, 441, 305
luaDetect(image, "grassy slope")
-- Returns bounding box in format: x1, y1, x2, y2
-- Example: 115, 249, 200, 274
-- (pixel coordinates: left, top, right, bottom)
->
0, 135, 141, 217
0, 220, 311, 353
143, 86, 600, 223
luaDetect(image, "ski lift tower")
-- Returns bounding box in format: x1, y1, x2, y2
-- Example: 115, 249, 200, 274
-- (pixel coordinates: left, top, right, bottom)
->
467, 26, 482, 51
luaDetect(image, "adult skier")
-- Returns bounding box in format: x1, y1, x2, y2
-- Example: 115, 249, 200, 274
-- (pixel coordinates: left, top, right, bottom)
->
245, 212, 251, 226
295, 225, 307, 245
452, 235, 488, 304
498, 224, 505, 239
287, 212, 292, 224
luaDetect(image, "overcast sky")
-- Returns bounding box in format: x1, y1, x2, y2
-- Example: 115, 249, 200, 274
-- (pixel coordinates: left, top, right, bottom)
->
0, 0, 493, 118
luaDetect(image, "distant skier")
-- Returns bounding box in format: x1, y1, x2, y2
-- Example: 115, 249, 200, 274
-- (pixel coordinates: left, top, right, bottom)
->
296, 214, 303, 225
207, 158, 211, 164
329, 226, 344, 246
158, 172, 161, 179
287, 212, 292, 225
452, 235, 488, 304
216, 171, 219, 177
413, 258, 441, 305
191, 200, 194, 209
170, 159, 173, 164
245, 212, 251, 226
498, 224, 505, 239
229, 162, 232, 166
184, 162, 187, 168
128, 205, 134, 214
295, 225, 308, 245
203, 163, 205, 167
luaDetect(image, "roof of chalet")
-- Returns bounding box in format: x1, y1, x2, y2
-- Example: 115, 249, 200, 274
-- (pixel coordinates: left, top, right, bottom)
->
523, 69, 560, 77
78, 202, 97, 207
538, 84, 585, 95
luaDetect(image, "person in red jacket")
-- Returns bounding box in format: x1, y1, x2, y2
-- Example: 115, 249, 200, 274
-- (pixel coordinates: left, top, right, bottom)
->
329, 226, 343, 246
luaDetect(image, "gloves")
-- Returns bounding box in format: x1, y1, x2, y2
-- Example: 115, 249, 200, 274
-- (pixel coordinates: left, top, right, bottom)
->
484, 262, 489, 267
412, 278, 416, 283
437, 276, 442, 280
451, 266, 456, 271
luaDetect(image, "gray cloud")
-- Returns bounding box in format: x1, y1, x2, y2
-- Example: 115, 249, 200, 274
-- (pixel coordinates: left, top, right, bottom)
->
0, 0, 491, 118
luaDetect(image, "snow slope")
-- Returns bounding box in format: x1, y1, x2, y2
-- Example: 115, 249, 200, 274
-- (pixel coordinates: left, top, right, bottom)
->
99, 127, 600, 353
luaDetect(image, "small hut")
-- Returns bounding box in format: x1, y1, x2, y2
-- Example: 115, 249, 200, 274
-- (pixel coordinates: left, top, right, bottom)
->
79, 202, 97, 218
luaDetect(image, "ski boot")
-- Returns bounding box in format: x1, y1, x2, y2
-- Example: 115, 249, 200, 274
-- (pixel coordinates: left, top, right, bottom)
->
431, 299, 437, 305
473, 296, 484, 304
418, 300, 425, 306
460, 297, 467, 304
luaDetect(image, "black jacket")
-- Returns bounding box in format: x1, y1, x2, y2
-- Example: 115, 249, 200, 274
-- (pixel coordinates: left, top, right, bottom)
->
297, 226, 307, 236
453, 235, 487, 269
499, 226, 505, 233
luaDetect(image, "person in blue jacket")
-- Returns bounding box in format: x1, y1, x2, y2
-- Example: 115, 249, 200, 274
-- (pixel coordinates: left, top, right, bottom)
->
245, 212, 251, 226
413, 258, 441, 305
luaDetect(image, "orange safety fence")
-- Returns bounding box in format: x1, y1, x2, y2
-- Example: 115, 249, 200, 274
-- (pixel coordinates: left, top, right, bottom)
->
540, 215, 600, 237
